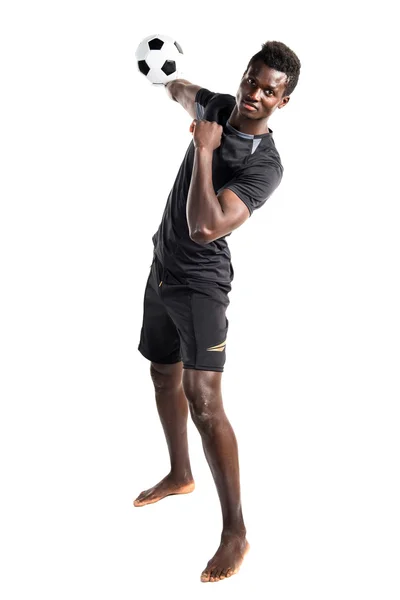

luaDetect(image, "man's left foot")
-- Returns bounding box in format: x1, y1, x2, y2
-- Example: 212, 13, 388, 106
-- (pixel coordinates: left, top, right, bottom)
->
200, 532, 250, 583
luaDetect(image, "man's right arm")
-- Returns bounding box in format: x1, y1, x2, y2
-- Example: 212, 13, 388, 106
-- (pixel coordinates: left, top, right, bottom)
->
165, 79, 202, 119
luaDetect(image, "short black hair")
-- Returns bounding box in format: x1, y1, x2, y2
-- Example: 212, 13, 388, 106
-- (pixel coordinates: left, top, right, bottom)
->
246, 41, 301, 97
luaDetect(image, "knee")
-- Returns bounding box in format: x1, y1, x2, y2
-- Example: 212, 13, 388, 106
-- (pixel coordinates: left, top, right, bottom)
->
150, 361, 182, 392
182, 372, 223, 432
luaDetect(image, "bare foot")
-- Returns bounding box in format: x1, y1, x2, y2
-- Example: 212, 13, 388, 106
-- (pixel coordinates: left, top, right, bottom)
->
200, 532, 250, 583
133, 473, 195, 507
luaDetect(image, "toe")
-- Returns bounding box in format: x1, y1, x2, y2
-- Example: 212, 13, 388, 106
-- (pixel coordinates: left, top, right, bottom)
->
134, 490, 153, 506
201, 570, 211, 582
210, 567, 219, 581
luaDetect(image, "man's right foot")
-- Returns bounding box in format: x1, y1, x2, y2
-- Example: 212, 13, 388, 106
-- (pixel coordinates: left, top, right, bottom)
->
133, 473, 195, 507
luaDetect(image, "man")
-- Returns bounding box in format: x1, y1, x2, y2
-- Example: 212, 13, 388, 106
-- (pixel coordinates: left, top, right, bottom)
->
135, 40, 301, 583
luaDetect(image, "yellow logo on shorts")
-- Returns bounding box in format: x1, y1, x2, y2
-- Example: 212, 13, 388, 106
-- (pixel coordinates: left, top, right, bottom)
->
206, 339, 227, 352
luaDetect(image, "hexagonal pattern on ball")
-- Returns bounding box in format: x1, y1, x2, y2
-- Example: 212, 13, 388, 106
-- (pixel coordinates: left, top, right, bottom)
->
144, 40, 179, 69
135, 33, 184, 85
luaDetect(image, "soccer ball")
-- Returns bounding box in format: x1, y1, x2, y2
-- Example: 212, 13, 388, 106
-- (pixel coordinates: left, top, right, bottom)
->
135, 33, 184, 85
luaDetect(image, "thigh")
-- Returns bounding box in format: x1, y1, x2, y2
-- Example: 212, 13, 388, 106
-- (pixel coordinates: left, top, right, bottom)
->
162, 277, 230, 373
137, 257, 182, 364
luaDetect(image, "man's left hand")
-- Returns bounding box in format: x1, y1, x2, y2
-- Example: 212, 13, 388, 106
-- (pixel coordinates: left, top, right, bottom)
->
189, 119, 223, 151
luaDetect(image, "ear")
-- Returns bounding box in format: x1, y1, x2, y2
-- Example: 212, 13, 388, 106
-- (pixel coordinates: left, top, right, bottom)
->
278, 96, 290, 109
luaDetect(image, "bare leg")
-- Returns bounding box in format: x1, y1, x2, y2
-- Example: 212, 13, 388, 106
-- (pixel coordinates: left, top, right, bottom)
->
133, 361, 195, 507
182, 368, 250, 582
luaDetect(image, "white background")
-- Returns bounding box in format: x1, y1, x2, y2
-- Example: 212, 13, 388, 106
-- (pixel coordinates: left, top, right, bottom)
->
1, 1, 399, 598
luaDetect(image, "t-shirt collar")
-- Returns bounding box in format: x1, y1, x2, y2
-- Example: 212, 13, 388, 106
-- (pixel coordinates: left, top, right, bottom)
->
226, 121, 273, 139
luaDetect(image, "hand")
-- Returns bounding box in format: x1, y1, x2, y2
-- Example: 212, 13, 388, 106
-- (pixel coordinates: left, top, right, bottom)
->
189, 119, 223, 151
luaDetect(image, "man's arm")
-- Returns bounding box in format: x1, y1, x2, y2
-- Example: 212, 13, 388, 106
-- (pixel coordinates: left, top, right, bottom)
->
186, 120, 250, 244
187, 147, 250, 244
165, 79, 202, 119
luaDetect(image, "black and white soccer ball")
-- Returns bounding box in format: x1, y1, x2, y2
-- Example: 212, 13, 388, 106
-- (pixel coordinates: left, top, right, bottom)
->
135, 33, 184, 85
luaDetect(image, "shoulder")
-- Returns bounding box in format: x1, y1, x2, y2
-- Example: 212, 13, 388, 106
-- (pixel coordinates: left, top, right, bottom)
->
195, 89, 236, 124
255, 135, 284, 175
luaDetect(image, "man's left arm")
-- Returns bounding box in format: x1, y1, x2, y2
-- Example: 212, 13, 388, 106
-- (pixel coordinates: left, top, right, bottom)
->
186, 119, 282, 244
186, 119, 250, 245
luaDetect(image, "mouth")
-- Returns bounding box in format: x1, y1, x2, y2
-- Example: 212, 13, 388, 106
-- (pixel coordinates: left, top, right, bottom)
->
241, 100, 258, 111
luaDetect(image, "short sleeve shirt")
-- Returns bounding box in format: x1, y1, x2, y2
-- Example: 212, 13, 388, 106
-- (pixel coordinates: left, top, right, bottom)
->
152, 88, 284, 284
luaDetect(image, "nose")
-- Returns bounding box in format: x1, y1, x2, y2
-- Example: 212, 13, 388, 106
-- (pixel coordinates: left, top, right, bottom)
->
247, 88, 261, 102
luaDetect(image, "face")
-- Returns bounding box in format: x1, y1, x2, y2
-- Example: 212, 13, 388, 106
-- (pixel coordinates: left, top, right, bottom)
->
236, 60, 290, 120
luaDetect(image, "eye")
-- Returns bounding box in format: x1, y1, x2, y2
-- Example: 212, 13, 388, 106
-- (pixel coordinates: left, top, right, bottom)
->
265, 89, 274, 96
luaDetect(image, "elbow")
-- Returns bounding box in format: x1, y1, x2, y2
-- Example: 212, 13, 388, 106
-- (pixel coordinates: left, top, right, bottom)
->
165, 80, 178, 101
189, 229, 210, 245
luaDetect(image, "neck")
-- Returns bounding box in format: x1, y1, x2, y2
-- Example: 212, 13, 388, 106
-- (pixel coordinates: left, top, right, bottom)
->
228, 106, 270, 136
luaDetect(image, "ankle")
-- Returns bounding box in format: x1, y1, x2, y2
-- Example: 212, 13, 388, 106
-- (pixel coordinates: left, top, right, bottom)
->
169, 469, 193, 483
222, 525, 247, 539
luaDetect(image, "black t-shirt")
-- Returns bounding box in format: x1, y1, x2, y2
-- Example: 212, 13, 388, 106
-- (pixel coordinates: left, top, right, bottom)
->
152, 88, 284, 284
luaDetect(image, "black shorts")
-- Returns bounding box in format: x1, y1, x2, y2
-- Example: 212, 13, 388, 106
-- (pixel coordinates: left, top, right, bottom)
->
138, 254, 231, 372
